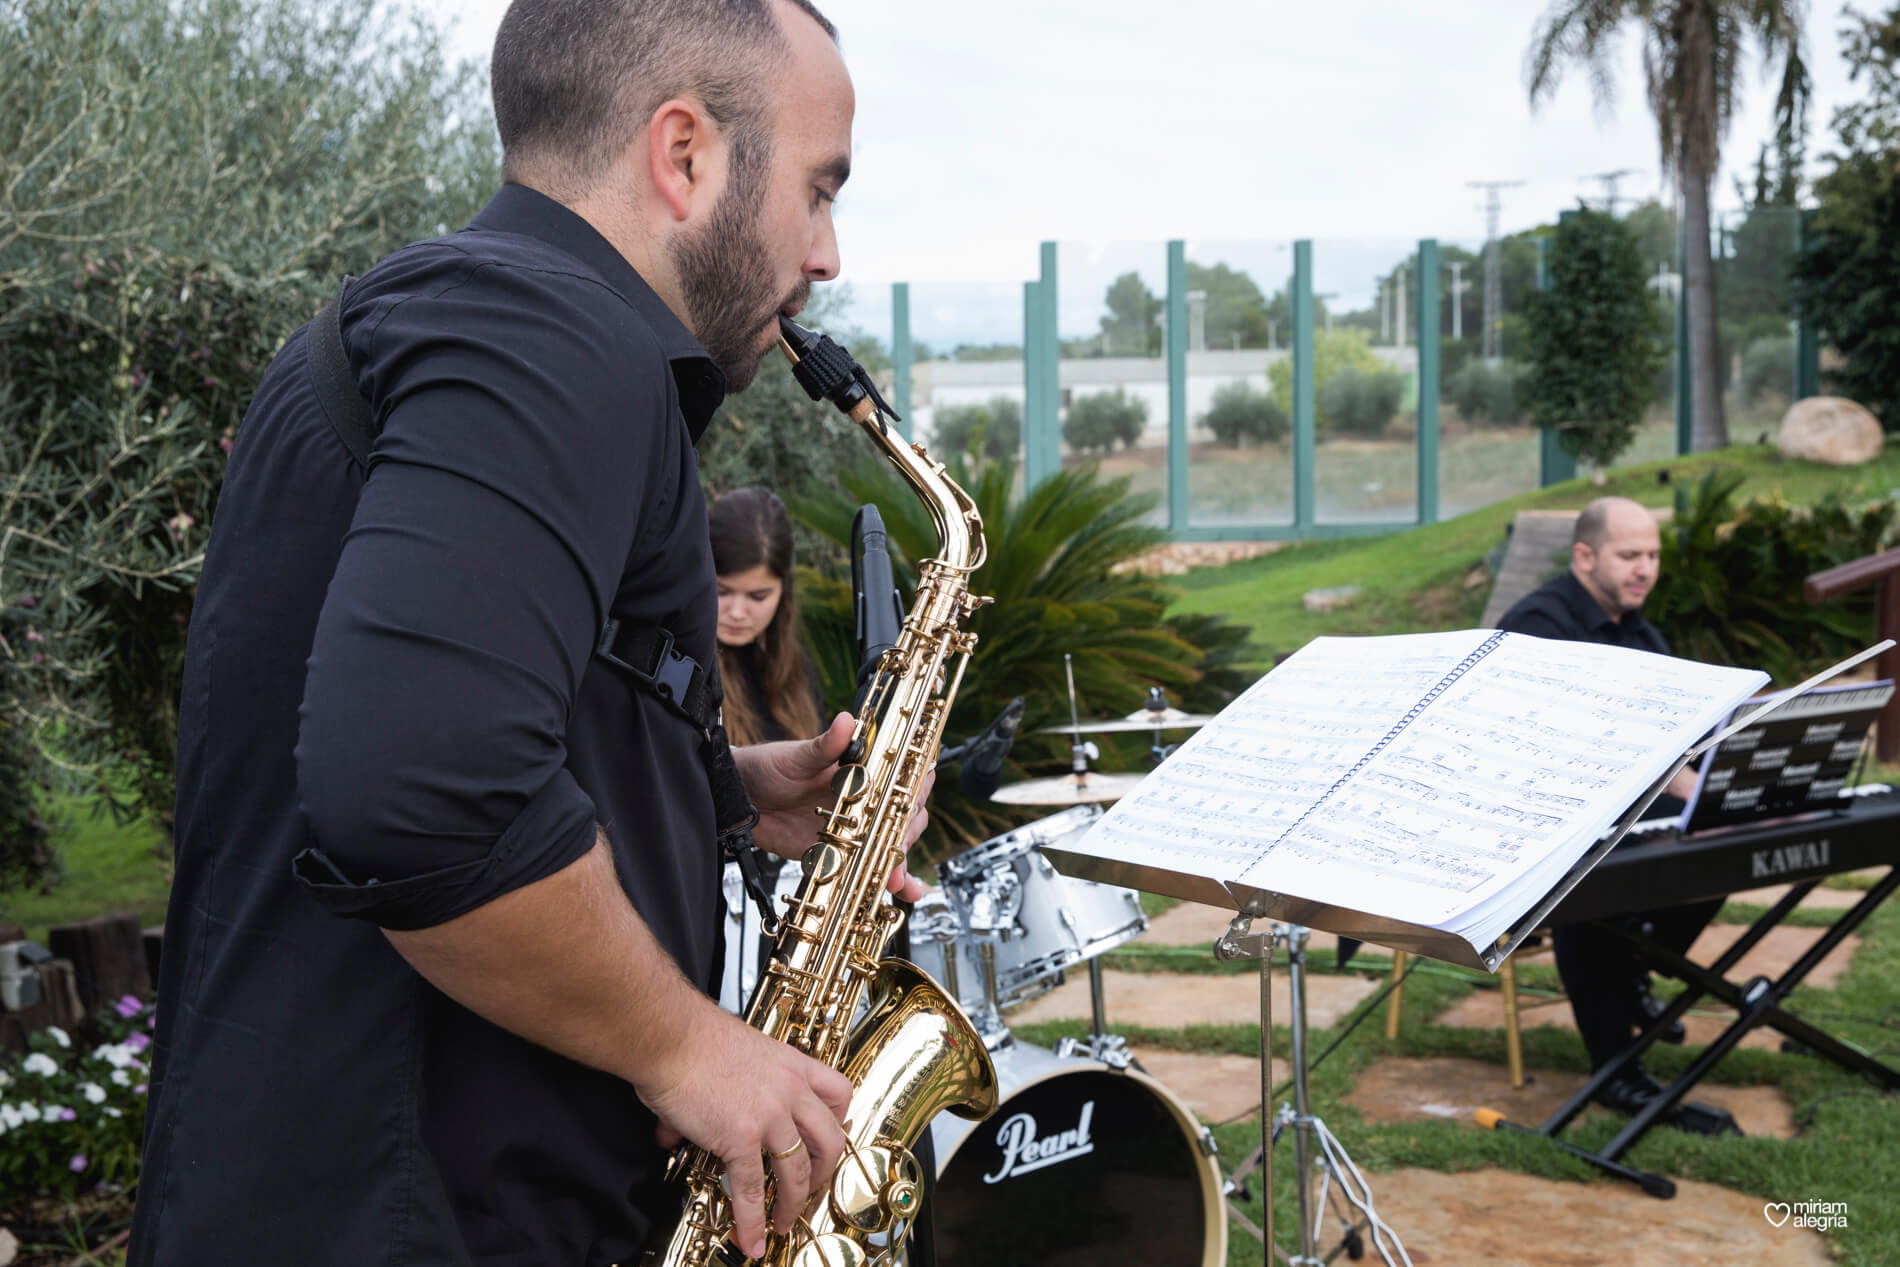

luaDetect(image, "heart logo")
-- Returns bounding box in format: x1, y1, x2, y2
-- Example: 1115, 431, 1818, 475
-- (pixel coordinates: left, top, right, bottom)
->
1764, 1203, 1792, 1227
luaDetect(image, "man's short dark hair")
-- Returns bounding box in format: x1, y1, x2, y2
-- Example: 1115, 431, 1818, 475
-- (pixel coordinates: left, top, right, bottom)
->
491, 0, 837, 196
1573, 499, 1611, 552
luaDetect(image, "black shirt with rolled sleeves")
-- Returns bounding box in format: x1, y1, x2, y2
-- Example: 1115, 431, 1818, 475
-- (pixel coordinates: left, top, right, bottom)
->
132, 184, 729, 1267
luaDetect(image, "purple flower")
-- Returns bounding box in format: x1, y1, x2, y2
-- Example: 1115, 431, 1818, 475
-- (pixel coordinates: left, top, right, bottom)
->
126, 1031, 150, 1053
115, 994, 142, 1018
69, 1154, 88, 1173
59, 1107, 78, 1122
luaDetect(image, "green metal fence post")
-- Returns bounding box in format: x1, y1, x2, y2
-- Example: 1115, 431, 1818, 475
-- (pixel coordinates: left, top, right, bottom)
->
1036, 241, 1061, 482
1675, 218, 1693, 455
1167, 240, 1189, 536
1794, 209, 1820, 401
891, 282, 912, 439
1293, 240, 1316, 532
1023, 280, 1046, 489
1415, 240, 1439, 525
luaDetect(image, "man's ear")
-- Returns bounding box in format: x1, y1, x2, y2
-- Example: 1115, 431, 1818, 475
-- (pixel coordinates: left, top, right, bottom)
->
646, 99, 704, 222
1571, 541, 1594, 574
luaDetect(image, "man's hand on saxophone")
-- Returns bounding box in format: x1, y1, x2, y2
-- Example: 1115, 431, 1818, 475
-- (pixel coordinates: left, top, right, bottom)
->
642, 1005, 854, 1260
735, 711, 932, 902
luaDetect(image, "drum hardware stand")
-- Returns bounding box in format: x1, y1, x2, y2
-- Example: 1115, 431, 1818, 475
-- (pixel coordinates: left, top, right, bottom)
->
1215, 918, 1412, 1267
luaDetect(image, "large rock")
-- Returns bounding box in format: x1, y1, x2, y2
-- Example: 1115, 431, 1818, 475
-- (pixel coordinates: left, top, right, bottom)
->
1778, 396, 1885, 466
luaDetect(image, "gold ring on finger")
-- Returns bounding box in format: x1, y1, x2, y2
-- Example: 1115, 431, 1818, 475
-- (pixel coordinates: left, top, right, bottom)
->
768, 1138, 804, 1161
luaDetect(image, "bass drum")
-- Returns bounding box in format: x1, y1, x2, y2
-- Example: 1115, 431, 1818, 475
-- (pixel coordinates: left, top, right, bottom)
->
921, 1041, 1225, 1267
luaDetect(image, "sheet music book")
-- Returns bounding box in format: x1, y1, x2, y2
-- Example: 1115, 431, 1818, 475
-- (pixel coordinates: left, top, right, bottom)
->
1679, 679, 1894, 833
1046, 630, 1769, 967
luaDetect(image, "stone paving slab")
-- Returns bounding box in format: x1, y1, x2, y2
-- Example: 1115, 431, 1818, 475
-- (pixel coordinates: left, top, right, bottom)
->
1432, 985, 1787, 1052
1343, 1056, 1796, 1139
1432, 920, 1862, 1057
1732, 881, 1864, 910
1126, 1047, 1287, 1125
1005, 966, 1379, 1031
1329, 1167, 1832, 1266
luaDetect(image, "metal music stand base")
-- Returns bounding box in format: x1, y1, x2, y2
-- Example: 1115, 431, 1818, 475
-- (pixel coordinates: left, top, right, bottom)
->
1215, 919, 1413, 1267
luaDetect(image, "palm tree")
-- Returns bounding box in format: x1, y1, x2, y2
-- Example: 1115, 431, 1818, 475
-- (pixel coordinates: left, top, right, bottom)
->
1526, 0, 1810, 452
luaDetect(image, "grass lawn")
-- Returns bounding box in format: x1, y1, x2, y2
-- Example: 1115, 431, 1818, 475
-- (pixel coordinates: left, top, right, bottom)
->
1, 793, 170, 944
1165, 440, 1900, 666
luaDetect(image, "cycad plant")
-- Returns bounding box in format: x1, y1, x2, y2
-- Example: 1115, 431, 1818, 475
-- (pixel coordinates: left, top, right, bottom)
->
794, 458, 1251, 864
1647, 466, 1896, 682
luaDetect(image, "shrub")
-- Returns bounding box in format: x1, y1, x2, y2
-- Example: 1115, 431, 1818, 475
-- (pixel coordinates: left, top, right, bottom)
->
1439, 336, 1475, 384
1647, 467, 1898, 684
0, 997, 155, 1220
931, 396, 1023, 464
1447, 359, 1527, 426
0, 0, 497, 857
1740, 333, 1796, 404
1200, 380, 1288, 447
1266, 328, 1388, 434
1062, 388, 1147, 455
1318, 367, 1405, 437
1524, 207, 1663, 471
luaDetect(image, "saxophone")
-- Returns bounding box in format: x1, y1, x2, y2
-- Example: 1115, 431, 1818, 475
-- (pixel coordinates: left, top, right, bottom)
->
643, 317, 999, 1267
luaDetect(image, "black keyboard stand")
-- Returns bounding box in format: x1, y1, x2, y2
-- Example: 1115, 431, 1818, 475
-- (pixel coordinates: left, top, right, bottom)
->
1533, 865, 1900, 1195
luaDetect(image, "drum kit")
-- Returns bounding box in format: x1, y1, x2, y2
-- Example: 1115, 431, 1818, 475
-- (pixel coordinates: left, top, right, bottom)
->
720, 665, 1407, 1265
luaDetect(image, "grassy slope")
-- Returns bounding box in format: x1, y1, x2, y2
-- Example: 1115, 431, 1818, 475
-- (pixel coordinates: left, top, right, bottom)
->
1167, 442, 1900, 664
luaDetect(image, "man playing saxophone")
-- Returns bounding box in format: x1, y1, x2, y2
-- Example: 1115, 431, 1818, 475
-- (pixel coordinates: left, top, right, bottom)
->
130, 2, 907, 1264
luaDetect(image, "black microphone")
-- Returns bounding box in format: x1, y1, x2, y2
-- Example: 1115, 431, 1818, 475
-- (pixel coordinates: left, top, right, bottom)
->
851, 504, 904, 690
942, 697, 1025, 801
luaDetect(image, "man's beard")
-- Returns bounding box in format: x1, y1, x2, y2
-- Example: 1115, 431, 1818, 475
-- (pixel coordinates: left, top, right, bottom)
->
670, 136, 803, 393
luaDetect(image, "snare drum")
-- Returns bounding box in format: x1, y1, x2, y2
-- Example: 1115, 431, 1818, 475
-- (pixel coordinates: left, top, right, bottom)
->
924, 1040, 1226, 1267
936, 806, 1147, 1009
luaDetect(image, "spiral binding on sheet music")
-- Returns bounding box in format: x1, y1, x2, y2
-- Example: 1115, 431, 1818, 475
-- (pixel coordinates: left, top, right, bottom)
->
1254, 630, 1508, 859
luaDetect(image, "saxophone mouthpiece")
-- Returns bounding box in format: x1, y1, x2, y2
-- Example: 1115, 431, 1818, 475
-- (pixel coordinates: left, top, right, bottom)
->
774, 314, 899, 428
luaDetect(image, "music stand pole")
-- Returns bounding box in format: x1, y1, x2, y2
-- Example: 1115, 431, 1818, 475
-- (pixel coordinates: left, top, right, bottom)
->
1216, 916, 1275, 1260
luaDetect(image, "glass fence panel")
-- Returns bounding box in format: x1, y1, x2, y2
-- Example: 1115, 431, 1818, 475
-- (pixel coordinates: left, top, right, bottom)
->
1312, 238, 1418, 524
1058, 240, 1169, 526
903, 282, 1028, 473
1437, 230, 1544, 506
1182, 238, 1294, 528
1719, 204, 1800, 448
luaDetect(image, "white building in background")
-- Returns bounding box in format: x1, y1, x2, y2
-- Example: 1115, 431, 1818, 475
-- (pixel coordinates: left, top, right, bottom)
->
911, 346, 1416, 450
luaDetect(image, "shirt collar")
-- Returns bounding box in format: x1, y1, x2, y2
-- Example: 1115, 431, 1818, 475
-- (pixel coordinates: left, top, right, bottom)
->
466, 183, 727, 440
1558, 568, 1649, 637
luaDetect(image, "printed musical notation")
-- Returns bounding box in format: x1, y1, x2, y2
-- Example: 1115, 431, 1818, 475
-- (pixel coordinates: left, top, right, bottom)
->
1074, 629, 1770, 939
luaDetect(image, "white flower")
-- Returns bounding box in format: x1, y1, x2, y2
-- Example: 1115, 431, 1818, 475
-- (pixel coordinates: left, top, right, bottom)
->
110, 1068, 131, 1087
21, 1053, 57, 1078
105, 1106, 122, 1118
0, 1068, 11, 1088
47, 1026, 71, 1048
94, 1043, 141, 1070
81, 1082, 107, 1105
19, 1101, 41, 1122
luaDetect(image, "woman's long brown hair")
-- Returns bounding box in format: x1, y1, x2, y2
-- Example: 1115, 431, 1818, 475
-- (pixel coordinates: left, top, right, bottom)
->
709, 487, 824, 746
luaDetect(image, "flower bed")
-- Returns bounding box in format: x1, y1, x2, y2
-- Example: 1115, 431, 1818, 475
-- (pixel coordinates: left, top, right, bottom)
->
1, 996, 152, 1226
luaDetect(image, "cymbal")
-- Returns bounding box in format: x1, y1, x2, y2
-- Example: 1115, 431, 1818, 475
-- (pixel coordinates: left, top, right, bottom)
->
989, 772, 1147, 806
1037, 707, 1217, 736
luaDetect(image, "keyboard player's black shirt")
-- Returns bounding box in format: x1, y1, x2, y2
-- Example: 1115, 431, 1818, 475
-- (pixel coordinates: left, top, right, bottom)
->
1496, 569, 1672, 657
133, 184, 729, 1267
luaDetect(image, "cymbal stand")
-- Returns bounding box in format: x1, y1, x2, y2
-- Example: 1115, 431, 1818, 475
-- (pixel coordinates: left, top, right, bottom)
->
1214, 919, 1412, 1267
1055, 653, 1125, 1065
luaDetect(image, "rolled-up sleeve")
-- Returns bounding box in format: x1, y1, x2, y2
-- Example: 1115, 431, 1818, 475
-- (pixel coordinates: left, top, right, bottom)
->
293, 261, 674, 928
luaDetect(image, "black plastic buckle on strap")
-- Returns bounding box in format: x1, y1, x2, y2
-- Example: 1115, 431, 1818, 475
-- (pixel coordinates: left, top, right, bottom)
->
596, 618, 704, 722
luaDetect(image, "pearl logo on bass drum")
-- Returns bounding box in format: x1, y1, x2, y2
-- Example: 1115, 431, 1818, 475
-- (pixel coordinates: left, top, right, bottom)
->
983, 1100, 1096, 1182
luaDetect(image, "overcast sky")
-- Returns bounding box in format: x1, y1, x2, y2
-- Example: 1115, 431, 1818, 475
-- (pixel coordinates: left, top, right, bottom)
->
421, 1, 1868, 344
